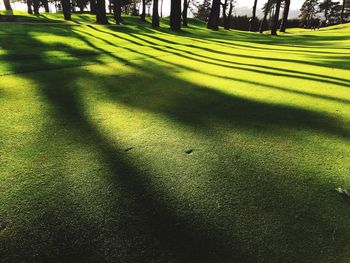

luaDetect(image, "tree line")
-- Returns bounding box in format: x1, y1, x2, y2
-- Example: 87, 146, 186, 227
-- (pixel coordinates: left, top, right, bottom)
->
1, 0, 349, 34
299, 0, 349, 27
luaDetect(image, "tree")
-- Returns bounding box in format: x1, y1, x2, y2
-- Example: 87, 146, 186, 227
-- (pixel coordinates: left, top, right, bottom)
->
331, 1, 342, 23
259, 0, 272, 33
90, 0, 97, 13
299, 0, 319, 27
320, 0, 343, 25
193, 0, 211, 21
146, 0, 152, 15
207, 0, 221, 30
42, 0, 50, 12
249, 0, 258, 31
61, 0, 72, 20
170, 0, 181, 30
271, 0, 281, 35
111, 0, 134, 19
27, 0, 33, 14
96, 0, 109, 23
130, 0, 139, 15
152, 0, 160, 26
182, 0, 189, 26
222, 0, 235, 29
113, 0, 123, 24
140, 0, 146, 21
75, 0, 89, 11
227, 0, 234, 27
3, 0, 12, 10
222, 0, 229, 29
340, 0, 347, 22
280, 0, 290, 32
319, 0, 333, 22
33, 0, 40, 14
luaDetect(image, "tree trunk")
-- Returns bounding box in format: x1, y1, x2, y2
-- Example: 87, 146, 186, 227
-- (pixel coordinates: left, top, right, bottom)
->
259, 0, 271, 33
141, 0, 146, 21
271, 0, 281, 35
90, 0, 97, 14
3, 0, 12, 11
131, 2, 137, 15
280, 0, 290, 32
341, 0, 346, 23
269, 4, 274, 26
182, 0, 188, 26
96, 0, 109, 24
160, 0, 163, 17
33, 0, 40, 15
207, 0, 220, 30
113, 0, 123, 24
61, 0, 72, 20
249, 0, 258, 31
222, 0, 227, 29
152, 0, 159, 27
43, 0, 50, 12
170, 0, 181, 31
27, 0, 33, 14
227, 1, 233, 29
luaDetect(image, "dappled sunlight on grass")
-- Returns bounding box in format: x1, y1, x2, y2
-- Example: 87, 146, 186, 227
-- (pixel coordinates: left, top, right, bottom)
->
1, 14, 350, 262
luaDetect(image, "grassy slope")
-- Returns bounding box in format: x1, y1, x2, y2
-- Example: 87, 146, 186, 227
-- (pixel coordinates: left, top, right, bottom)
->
0, 13, 350, 262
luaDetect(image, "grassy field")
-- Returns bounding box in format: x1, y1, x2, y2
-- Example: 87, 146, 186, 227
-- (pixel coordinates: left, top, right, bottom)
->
0, 13, 350, 262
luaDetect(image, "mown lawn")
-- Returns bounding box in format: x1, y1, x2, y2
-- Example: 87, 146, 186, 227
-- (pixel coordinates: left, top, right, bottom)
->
0, 14, 350, 262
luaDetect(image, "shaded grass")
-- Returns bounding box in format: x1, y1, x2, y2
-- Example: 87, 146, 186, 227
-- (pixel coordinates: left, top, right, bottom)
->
1, 14, 350, 262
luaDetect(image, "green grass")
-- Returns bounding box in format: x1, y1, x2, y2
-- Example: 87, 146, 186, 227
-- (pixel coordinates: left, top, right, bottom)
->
1, 13, 350, 262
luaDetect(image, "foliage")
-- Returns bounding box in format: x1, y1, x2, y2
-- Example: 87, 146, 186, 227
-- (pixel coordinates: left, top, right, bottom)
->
220, 15, 252, 30
319, 0, 342, 25
123, 0, 140, 15
299, 0, 349, 26
299, 0, 320, 26
192, 0, 211, 21
261, 0, 279, 14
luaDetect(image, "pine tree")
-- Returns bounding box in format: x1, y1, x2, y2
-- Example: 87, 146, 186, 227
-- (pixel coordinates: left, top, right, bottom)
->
280, 0, 290, 32
299, 0, 319, 27
194, 0, 211, 21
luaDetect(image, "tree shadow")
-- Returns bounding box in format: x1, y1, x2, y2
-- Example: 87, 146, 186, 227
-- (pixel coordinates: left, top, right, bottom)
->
0, 24, 255, 263
89, 25, 350, 84
73, 26, 350, 107
1, 23, 350, 262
